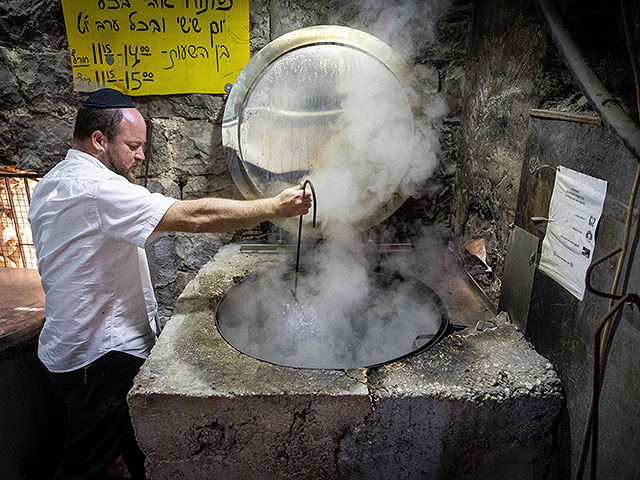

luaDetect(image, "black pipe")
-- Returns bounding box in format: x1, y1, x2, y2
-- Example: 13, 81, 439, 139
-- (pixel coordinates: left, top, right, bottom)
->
534, 0, 640, 162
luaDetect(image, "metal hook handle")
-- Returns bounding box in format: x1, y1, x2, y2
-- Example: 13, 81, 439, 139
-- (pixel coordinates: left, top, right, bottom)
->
293, 180, 317, 298
301, 180, 317, 228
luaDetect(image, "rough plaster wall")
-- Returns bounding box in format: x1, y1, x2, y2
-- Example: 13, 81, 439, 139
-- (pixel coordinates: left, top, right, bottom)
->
0, 1, 74, 169
456, 1, 640, 478
0, 0, 470, 321
453, 0, 640, 303
452, 0, 550, 303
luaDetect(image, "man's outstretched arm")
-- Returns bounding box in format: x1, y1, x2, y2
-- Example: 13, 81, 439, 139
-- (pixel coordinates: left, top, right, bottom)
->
154, 185, 311, 233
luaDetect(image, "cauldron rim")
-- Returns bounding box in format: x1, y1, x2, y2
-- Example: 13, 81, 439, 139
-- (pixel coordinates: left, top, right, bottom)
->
214, 267, 449, 370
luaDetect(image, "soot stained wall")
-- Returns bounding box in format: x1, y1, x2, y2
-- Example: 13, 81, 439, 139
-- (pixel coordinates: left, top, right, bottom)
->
456, 1, 640, 478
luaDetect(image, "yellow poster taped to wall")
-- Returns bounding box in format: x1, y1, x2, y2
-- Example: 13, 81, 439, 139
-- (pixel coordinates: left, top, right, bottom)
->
60, 0, 249, 95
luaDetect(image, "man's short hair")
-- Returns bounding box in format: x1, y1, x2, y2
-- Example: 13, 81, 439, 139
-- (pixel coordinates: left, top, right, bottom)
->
73, 107, 124, 141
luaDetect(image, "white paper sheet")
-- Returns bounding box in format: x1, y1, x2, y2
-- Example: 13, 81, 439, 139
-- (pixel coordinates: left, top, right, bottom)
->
538, 166, 608, 300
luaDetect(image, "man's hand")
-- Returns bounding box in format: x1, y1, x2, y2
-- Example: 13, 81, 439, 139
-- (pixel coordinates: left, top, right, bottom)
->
273, 183, 312, 218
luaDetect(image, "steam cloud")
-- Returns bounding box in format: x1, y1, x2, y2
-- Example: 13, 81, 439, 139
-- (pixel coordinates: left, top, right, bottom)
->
218, 0, 452, 368
315, 0, 451, 232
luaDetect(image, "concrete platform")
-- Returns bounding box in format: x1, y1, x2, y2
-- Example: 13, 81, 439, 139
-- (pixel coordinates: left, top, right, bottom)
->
129, 244, 563, 479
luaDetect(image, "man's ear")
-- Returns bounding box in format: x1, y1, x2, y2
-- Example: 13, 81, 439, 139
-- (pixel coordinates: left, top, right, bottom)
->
90, 130, 106, 153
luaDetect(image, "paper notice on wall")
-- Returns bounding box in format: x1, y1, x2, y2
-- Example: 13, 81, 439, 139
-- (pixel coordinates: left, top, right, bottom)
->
539, 166, 608, 300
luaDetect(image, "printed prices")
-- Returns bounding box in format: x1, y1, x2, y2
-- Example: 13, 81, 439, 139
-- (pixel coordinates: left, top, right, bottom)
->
61, 0, 249, 95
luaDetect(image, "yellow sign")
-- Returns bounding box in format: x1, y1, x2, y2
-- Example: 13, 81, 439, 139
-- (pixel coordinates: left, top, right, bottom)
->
60, 0, 249, 95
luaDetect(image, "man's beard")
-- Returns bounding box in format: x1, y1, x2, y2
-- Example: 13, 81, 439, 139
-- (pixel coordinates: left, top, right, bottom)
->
103, 149, 137, 184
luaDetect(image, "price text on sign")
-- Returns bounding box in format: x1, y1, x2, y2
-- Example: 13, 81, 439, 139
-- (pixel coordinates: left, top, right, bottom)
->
61, 0, 249, 95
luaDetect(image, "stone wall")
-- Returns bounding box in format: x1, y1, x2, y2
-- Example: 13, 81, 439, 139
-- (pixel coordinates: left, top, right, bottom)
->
452, 0, 549, 301
1, 0, 470, 321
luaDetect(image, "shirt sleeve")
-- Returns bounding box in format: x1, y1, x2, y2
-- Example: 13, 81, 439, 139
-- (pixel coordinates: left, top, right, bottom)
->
94, 176, 178, 247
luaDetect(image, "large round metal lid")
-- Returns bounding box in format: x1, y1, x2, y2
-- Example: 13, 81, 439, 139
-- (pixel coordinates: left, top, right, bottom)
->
222, 26, 421, 235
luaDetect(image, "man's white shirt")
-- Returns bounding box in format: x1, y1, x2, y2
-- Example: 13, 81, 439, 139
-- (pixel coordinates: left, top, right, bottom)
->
28, 149, 177, 372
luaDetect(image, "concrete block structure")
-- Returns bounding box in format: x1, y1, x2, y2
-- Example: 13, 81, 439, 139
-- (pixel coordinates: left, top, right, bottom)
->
129, 246, 562, 479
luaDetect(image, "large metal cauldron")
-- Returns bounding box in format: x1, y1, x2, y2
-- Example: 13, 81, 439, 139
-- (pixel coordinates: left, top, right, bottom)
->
215, 268, 448, 369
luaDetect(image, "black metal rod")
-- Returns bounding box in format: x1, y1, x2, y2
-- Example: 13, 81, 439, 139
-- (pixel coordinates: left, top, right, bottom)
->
585, 247, 623, 299
293, 180, 317, 296
295, 216, 303, 274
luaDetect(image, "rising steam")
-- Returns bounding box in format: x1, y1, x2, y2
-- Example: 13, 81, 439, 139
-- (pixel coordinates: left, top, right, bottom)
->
218, 1, 451, 368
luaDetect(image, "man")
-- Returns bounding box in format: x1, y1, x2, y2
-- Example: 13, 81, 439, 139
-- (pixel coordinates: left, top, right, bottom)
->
28, 88, 311, 480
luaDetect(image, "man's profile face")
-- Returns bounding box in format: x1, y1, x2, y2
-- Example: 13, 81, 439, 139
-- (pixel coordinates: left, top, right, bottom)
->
101, 109, 146, 183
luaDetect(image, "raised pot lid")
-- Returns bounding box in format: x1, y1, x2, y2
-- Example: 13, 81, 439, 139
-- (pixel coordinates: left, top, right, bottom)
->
222, 26, 422, 236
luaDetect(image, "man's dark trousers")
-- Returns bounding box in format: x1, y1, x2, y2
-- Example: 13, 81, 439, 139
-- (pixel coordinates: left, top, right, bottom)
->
47, 350, 146, 480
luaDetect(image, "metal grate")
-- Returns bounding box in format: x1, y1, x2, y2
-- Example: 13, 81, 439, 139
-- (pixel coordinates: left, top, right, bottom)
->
0, 172, 39, 269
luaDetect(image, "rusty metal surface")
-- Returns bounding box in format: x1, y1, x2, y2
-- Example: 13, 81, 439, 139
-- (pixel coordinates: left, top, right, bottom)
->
516, 118, 638, 237
383, 243, 496, 328
518, 116, 640, 479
